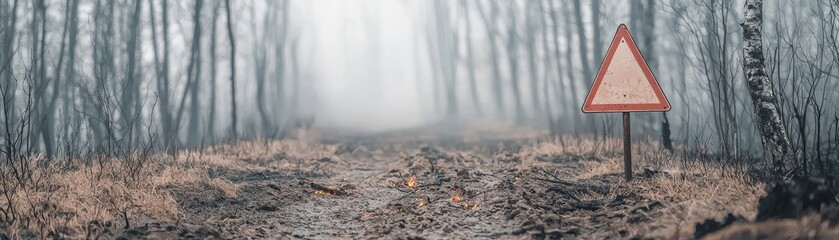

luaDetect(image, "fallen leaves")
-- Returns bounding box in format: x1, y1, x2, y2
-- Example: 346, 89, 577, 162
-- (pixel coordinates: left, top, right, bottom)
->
309, 181, 355, 197
405, 175, 417, 189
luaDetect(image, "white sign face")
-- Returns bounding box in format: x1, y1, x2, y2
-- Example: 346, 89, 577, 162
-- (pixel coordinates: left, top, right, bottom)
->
590, 38, 660, 105
582, 24, 670, 113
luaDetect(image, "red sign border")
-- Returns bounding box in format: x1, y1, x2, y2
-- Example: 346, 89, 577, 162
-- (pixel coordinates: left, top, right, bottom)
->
582, 24, 671, 113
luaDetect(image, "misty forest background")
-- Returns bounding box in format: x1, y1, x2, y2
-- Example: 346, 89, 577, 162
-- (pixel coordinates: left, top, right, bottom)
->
0, 0, 838, 177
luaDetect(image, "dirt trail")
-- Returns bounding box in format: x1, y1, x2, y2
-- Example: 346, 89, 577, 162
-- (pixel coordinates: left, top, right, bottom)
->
196, 131, 551, 239
113, 126, 757, 239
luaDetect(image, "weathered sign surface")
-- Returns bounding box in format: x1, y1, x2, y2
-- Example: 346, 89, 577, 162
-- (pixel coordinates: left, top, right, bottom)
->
582, 24, 670, 113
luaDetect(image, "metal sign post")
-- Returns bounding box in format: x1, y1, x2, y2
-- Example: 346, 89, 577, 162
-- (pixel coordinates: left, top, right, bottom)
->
623, 112, 631, 180
582, 24, 670, 181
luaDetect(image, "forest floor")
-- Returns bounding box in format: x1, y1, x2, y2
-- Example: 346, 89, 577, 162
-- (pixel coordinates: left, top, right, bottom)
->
3, 122, 838, 239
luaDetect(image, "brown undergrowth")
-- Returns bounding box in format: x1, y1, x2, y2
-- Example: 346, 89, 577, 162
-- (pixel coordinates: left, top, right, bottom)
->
0, 129, 339, 239
0, 129, 778, 239
516, 135, 765, 239
0, 153, 238, 239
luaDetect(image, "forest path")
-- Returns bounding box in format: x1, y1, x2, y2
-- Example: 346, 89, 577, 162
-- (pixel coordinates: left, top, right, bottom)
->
118, 125, 730, 239
201, 131, 538, 239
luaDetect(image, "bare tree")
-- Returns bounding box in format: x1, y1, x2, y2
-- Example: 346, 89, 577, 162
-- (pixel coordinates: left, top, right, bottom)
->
254, 3, 273, 133
29, 0, 48, 156
0, 0, 20, 139
524, 0, 542, 115
289, 37, 301, 120
460, 0, 482, 116
207, 0, 220, 141
121, 0, 143, 147
637, 0, 673, 150
742, 0, 795, 177
225, 0, 238, 137
546, 0, 574, 131
432, 0, 459, 118
59, 0, 81, 155
505, 1, 524, 121
538, 0, 558, 134
90, 0, 117, 152
148, 0, 175, 153
424, 10, 444, 115
42, 0, 70, 159
675, 0, 742, 159
476, 0, 505, 116
273, 0, 290, 130
561, 0, 581, 132
187, 0, 204, 146
591, 0, 602, 69
571, 0, 592, 87
174, 0, 203, 146
571, 0, 597, 133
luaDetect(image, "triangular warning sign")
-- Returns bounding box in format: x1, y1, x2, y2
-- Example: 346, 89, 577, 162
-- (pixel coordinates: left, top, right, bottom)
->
582, 24, 670, 113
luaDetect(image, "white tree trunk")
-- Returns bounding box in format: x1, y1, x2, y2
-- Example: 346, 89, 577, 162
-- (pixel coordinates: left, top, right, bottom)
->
742, 0, 795, 177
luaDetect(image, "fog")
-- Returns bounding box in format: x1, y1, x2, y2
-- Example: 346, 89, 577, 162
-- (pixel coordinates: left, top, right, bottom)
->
303, 0, 428, 131
1, 0, 838, 163
4, 1, 839, 237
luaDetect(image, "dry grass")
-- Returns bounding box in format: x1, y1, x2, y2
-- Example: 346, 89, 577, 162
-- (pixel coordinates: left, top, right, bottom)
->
0, 130, 778, 239
0, 131, 337, 238
0, 153, 238, 238
516, 135, 766, 239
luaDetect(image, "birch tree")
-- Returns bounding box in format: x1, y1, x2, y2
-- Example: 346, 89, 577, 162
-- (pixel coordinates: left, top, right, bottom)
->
742, 0, 795, 177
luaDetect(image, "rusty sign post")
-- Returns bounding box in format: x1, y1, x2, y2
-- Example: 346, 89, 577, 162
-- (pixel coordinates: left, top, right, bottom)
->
623, 112, 631, 180
582, 24, 670, 181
